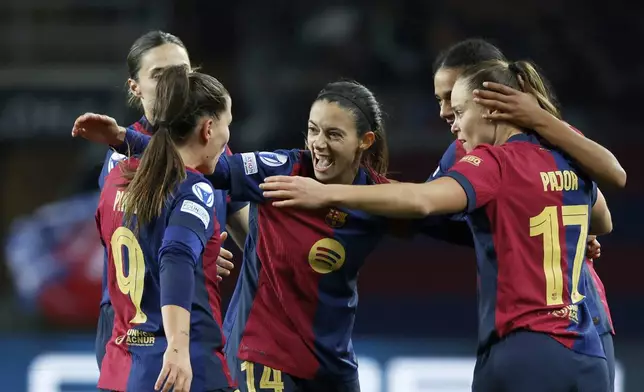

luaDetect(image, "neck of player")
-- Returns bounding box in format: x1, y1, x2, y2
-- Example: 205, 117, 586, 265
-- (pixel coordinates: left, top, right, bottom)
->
177, 145, 201, 171
495, 124, 523, 146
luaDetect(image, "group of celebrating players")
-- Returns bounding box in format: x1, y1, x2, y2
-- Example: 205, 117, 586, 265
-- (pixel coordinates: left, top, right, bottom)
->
71, 30, 626, 392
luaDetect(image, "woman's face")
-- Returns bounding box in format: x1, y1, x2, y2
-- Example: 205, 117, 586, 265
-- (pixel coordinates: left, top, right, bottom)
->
307, 100, 369, 184
450, 78, 495, 152
128, 43, 191, 119
433, 67, 463, 126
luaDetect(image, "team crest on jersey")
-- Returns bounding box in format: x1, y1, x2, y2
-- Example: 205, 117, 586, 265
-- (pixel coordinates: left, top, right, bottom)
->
308, 238, 346, 274
107, 151, 127, 173
192, 182, 214, 207
258, 152, 288, 167
325, 208, 348, 228
459, 155, 482, 166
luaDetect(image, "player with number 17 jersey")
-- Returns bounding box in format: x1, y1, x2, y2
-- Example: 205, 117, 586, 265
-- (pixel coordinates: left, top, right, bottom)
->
447, 134, 604, 356
96, 159, 234, 392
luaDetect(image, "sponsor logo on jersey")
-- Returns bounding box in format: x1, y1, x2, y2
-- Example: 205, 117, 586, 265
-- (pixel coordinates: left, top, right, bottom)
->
181, 200, 211, 228
241, 153, 258, 175
308, 238, 346, 274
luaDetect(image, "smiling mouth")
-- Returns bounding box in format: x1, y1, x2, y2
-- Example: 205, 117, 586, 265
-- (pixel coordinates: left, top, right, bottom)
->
313, 154, 334, 172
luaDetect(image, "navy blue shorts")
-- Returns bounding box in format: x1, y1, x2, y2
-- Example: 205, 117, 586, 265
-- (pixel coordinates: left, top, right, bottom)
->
472, 331, 609, 392
236, 361, 360, 392
601, 333, 615, 392
95, 303, 115, 369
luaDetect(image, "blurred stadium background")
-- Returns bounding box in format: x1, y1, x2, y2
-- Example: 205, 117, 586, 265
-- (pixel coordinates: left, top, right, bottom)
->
0, 0, 640, 391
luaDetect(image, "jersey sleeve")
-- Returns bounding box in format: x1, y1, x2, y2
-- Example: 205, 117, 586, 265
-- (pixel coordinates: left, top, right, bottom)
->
427, 140, 467, 181
445, 145, 503, 213
118, 127, 152, 155
207, 149, 302, 203
98, 150, 128, 189
167, 179, 217, 248
591, 181, 598, 206
222, 145, 249, 214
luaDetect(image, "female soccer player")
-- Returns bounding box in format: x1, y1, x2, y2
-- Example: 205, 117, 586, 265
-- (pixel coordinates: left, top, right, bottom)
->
74, 79, 472, 392
261, 60, 613, 392
88, 30, 246, 370
432, 39, 626, 189
431, 38, 618, 392
96, 66, 235, 392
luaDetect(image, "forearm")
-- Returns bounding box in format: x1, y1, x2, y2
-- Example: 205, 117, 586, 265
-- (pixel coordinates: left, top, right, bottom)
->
159, 251, 195, 343
113, 126, 151, 155
226, 206, 250, 250
161, 305, 191, 346
327, 183, 430, 218
534, 113, 626, 189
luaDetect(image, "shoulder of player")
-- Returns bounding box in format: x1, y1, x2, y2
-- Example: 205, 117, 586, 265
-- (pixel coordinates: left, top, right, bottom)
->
257, 148, 305, 163
175, 173, 216, 208
257, 149, 314, 176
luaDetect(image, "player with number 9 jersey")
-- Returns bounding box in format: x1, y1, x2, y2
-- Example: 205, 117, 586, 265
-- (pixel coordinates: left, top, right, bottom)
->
96, 66, 236, 392
97, 159, 234, 391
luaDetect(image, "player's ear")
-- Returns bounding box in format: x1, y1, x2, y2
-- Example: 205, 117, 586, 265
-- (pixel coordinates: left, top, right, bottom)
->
359, 131, 375, 151
201, 118, 214, 143
128, 79, 142, 99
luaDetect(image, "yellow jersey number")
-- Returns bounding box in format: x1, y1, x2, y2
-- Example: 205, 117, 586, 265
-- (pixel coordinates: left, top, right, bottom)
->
111, 226, 147, 324
530, 205, 589, 306
239, 361, 284, 392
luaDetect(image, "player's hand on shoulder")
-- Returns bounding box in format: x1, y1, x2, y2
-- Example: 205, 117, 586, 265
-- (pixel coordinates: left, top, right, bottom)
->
71, 112, 125, 145
260, 175, 329, 209
216, 232, 235, 281
586, 235, 601, 261
473, 79, 548, 129
155, 342, 192, 392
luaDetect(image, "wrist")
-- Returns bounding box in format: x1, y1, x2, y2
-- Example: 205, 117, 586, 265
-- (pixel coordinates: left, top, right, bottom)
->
531, 109, 557, 134
167, 330, 190, 346
117, 126, 127, 143
325, 184, 341, 206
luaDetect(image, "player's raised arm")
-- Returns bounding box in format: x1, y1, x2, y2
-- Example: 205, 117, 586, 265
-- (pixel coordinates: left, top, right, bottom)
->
472, 62, 626, 189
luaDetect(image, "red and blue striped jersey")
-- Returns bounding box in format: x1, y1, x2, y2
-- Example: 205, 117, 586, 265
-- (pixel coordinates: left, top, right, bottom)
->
97, 118, 152, 307
445, 133, 605, 358
116, 130, 475, 380
214, 149, 390, 381
98, 117, 247, 308
436, 138, 614, 337
96, 159, 234, 391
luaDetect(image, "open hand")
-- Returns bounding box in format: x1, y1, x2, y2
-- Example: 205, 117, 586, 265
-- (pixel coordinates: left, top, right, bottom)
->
155, 343, 192, 392
473, 80, 548, 129
71, 112, 125, 146
260, 176, 330, 209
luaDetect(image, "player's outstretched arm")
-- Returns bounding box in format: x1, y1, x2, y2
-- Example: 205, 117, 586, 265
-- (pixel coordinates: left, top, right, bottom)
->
590, 189, 612, 236
474, 83, 626, 189
260, 175, 468, 218
71, 112, 151, 154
